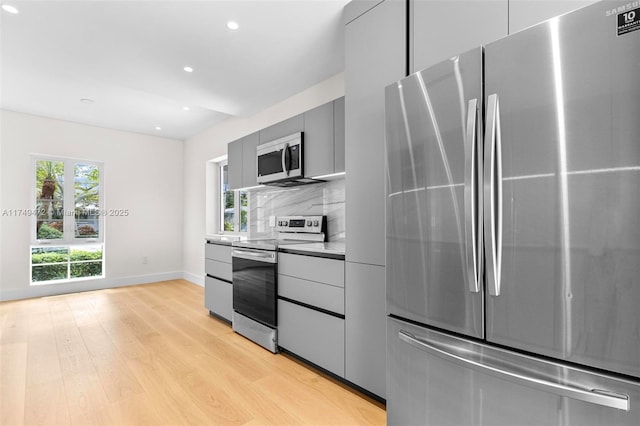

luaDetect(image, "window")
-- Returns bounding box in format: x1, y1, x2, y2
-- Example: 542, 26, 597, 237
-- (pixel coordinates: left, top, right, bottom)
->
31, 156, 104, 284
220, 162, 248, 233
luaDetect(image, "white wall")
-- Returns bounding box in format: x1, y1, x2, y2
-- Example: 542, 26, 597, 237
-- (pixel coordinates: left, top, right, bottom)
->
0, 110, 184, 300
182, 73, 345, 285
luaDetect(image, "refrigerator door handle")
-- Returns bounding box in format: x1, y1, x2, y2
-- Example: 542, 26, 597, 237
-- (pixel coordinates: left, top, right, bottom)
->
464, 98, 480, 293
399, 330, 630, 411
483, 93, 503, 297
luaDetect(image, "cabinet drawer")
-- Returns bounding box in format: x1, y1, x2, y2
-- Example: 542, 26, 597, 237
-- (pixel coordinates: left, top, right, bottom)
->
205, 259, 232, 282
205, 276, 233, 322
205, 243, 232, 263
278, 253, 344, 287
278, 299, 345, 377
278, 274, 344, 315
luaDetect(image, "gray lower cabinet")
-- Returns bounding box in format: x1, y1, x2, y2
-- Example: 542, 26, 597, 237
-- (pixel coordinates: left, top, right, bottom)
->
205, 276, 232, 322
345, 262, 386, 399
278, 299, 345, 377
204, 242, 233, 322
277, 252, 345, 377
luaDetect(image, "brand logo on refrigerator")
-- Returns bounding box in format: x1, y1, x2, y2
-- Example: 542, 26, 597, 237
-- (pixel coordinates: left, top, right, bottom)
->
605, 1, 639, 16
615, 6, 640, 35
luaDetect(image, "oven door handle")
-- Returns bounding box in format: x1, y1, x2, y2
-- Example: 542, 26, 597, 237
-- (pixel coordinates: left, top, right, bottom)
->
232, 249, 277, 263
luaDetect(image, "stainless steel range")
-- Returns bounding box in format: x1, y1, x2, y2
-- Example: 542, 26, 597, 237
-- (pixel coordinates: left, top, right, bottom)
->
231, 215, 327, 353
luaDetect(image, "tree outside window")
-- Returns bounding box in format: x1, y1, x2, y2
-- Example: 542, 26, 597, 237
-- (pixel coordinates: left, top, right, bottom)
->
220, 163, 248, 234
32, 157, 104, 284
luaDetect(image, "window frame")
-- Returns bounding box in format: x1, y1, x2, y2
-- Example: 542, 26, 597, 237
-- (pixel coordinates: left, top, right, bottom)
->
218, 161, 248, 235
30, 155, 105, 284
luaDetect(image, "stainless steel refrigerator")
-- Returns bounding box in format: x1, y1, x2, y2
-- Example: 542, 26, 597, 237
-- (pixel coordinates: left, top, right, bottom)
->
385, 2, 640, 425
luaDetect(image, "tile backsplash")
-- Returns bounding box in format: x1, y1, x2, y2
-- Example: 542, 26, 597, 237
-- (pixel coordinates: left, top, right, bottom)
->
248, 178, 345, 242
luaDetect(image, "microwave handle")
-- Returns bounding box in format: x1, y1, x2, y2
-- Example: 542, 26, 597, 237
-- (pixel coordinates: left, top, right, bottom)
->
281, 143, 290, 176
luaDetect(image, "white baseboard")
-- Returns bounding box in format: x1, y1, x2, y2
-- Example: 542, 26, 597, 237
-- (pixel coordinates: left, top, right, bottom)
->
0, 271, 185, 302
183, 271, 204, 287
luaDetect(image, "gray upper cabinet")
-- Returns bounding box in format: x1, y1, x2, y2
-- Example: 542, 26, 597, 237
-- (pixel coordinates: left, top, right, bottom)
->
227, 131, 259, 190
241, 132, 259, 188
508, 0, 597, 34
345, 0, 406, 266
259, 114, 304, 144
227, 138, 243, 190
334, 97, 345, 173
304, 101, 335, 178
411, 0, 508, 73
411, 1, 597, 74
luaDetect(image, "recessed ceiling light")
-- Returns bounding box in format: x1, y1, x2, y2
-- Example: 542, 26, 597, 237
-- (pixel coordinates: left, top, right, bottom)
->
155, 126, 162, 131
183, 66, 194, 73
80, 98, 95, 104
183, 106, 190, 111
1, 4, 19, 14
227, 21, 239, 30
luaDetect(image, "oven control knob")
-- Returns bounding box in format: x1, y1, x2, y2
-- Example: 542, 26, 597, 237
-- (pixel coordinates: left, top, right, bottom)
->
307, 221, 312, 226
313, 220, 319, 227
283, 221, 288, 226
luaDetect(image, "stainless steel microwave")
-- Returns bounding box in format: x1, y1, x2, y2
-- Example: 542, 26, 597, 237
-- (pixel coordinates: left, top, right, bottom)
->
256, 133, 305, 185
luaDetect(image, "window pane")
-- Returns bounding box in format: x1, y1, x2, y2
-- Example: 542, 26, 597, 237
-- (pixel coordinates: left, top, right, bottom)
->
222, 165, 235, 231
31, 247, 69, 282
69, 247, 103, 278
32, 265, 68, 282
74, 163, 100, 239
240, 191, 248, 232
35, 160, 64, 239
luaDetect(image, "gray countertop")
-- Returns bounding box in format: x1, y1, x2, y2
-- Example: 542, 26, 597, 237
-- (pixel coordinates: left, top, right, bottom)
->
205, 235, 242, 246
278, 241, 345, 259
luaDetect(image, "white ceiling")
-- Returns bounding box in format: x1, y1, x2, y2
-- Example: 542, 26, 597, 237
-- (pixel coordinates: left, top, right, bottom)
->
0, 0, 349, 140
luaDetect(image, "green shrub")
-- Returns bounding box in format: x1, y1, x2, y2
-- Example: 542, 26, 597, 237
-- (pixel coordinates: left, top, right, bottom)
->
70, 261, 102, 278
37, 223, 63, 239
31, 249, 68, 264
70, 250, 102, 261
32, 264, 68, 282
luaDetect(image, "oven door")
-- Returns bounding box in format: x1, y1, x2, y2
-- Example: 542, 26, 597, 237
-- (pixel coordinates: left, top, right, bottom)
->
232, 248, 277, 328
256, 133, 303, 184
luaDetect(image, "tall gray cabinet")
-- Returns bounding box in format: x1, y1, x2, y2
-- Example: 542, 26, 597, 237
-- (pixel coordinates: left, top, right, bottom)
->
344, 0, 406, 400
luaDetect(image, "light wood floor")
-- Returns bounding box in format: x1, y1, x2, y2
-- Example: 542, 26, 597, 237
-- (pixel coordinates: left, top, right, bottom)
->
0, 280, 386, 426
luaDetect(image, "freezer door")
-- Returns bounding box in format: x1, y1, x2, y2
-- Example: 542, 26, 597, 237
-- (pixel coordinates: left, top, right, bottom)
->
484, 1, 640, 378
387, 317, 640, 426
385, 47, 484, 338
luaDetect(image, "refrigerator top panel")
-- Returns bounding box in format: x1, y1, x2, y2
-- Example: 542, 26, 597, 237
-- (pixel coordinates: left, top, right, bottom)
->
385, 47, 484, 338
483, 0, 640, 378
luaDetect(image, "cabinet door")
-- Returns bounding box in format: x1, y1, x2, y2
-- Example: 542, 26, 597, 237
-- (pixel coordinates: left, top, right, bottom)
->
258, 114, 304, 144
508, 0, 597, 34
345, 0, 406, 266
411, 0, 508, 73
304, 102, 335, 178
227, 138, 243, 190
345, 262, 386, 398
333, 97, 345, 173
278, 299, 345, 377
241, 132, 259, 188
205, 276, 233, 322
